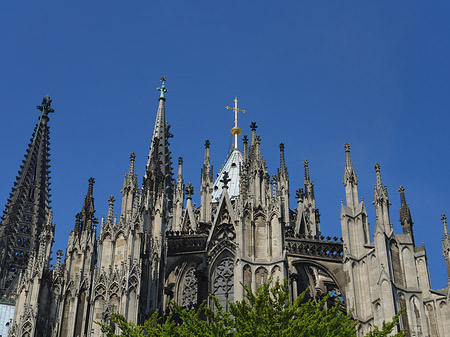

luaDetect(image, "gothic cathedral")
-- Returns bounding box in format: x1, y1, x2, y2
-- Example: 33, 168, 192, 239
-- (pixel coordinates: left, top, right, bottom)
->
1, 79, 450, 336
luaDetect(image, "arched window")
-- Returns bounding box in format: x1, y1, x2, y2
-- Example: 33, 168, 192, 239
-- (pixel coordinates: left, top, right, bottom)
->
181, 267, 198, 308
212, 257, 234, 311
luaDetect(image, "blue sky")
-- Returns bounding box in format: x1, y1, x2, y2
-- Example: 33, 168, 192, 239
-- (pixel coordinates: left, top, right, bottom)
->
1, 1, 450, 289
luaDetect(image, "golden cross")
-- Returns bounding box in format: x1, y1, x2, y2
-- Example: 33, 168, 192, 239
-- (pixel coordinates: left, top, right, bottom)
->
225, 97, 247, 149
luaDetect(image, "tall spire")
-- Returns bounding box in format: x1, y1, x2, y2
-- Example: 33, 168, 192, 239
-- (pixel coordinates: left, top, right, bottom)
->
442, 214, 450, 280
398, 186, 414, 240
225, 97, 247, 150
0, 96, 54, 298
343, 143, 358, 186
373, 163, 391, 233
79, 178, 97, 231
343, 143, 359, 208
279, 143, 286, 176
144, 77, 174, 201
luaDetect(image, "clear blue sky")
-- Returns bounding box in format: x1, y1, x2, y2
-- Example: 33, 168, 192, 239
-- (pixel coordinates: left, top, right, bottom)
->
1, 1, 449, 289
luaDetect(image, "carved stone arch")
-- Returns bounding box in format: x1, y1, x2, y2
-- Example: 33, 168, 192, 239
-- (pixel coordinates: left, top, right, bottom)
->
255, 266, 269, 288
292, 260, 345, 309
109, 281, 120, 297
271, 265, 282, 282
243, 264, 252, 289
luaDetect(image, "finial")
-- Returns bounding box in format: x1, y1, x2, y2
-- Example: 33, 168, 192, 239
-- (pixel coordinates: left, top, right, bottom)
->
178, 157, 183, 165
226, 97, 247, 150
250, 122, 258, 131
185, 183, 194, 199
279, 143, 286, 173
107, 196, 115, 223
344, 143, 350, 152
88, 177, 95, 196
296, 188, 304, 202
157, 76, 169, 99
128, 152, 136, 176
36, 95, 55, 117
374, 163, 382, 187
75, 212, 82, 230
442, 214, 449, 237
304, 159, 310, 181
221, 171, 231, 188
243, 135, 248, 144
205, 140, 210, 148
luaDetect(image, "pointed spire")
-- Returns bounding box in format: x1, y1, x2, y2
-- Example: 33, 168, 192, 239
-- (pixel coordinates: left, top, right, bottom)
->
442, 214, 449, 239
304, 159, 310, 182
177, 157, 183, 181
0, 96, 54, 298
107, 196, 115, 224
279, 143, 286, 176
250, 122, 258, 145
399, 186, 413, 237
144, 77, 174, 200
243, 135, 249, 162
203, 141, 211, 175
343, 143, 358, 186
375, 163, 382, 188
128, 152, 136, 177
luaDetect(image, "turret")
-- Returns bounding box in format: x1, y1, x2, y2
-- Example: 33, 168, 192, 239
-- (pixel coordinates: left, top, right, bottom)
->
0, 95, 54, 299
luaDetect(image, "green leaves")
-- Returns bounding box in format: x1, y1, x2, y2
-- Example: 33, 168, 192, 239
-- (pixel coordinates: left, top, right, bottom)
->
97, 279, 404, 337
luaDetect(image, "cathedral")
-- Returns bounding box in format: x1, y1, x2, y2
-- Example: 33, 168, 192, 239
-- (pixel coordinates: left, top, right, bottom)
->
1, 78, 450, 336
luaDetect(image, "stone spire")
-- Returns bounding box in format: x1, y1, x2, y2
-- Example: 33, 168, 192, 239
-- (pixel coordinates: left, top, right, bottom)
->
303, 159, 314, 200
172, 157, 185, 230
0, 96, 54, 298
279, 143, 286, 177
200, 141, 213, 223
79, 178, 97, 231
373, 163, 391, 233
144, 77, 174, 201
107, 196, 115, 224
343, 143, 359, 209
442, 214, 450, 280
398, 186, 414, 241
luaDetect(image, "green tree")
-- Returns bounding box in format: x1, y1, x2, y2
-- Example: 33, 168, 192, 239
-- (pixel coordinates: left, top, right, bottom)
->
97, 279, 406, 337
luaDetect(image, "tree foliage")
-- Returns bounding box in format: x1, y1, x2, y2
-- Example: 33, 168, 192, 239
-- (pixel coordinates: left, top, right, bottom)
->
97, 279, 406, 337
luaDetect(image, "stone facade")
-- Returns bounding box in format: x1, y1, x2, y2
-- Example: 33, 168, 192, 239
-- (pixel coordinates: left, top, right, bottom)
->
4, 83, 450, 336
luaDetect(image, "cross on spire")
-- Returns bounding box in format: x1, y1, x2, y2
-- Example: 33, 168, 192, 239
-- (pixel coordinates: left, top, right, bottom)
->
185, 183, 194, 199
157, 76, 168, 99
221, 171, 231, 188
225, 97, 247, 149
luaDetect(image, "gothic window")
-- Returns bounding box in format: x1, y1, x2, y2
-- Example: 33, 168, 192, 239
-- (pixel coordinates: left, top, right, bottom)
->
390, 241, 405, 286
398, 293, 410, 333
255, 267, 268, 289
243, 265, 252, 290
212, 257, 234, 311
181, 267, 198, 308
